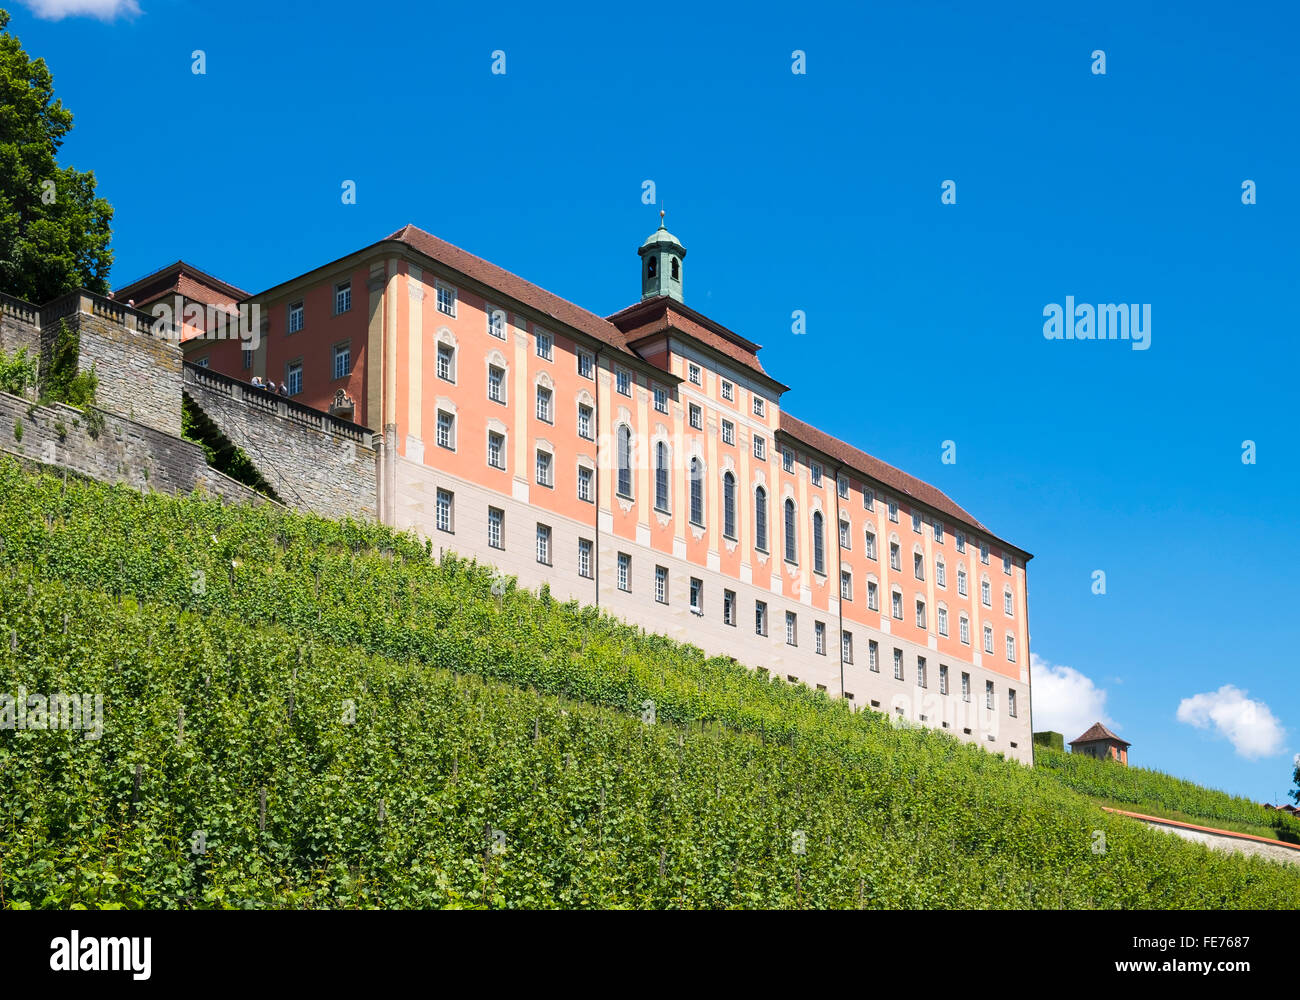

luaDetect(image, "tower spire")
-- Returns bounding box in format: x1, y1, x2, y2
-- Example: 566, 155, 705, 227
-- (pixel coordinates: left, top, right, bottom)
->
638, 212, 686, 303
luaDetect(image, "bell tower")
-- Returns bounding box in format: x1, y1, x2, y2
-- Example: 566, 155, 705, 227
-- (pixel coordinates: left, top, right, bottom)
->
638, 210, 686, 303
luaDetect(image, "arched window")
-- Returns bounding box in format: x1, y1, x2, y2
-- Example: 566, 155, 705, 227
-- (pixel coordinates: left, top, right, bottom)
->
784, 499, 797, 563
689, 457, 704, 525
671, 257, 680, 280
655, 441, 670, 511
723, 471, 736, 538
617, 425, 632, 498
812, 510, 825, 574
647, 257, 657, 279
755, 486, 768, 551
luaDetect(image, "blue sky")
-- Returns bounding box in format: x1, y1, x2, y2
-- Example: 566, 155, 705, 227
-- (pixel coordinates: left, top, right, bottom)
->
10, 0, 1298, 804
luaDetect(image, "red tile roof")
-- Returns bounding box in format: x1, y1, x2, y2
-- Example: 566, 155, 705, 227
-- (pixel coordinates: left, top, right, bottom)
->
1070, 722, 1130, 746
112, 260, 248, 310
386, 225, 639, 359
776, 412, 1028, 553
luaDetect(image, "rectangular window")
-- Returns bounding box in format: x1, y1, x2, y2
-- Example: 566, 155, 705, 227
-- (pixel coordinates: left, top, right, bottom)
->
487, 307, 506, 340
814, 621, 825, 655
242, 348, 253, 371
1003, 553, 1012, 574
753, 396, 765, 417
617, 552, 631, 592
689, 404, 702, 430
985, 680, 995, 710
1006, 634, 1016, 661
437, 343, 455, 382
936, 560, 946, 588
915, 600, 926, 629
785, 611, 797, 646
933, 520, 944, 543
536, 450, 553, 487
755, 601, 768, 636
840, 570, 852, 601
838, 475, 850, 500
753, 436, 766, 460
1004, 590, 1014, 616
578, 537, 592, 578
891, 590, 903, 619
893, 648, 904, 680
721, 379, 734, 401
487, 506, 504, 549
616, 369, 630, 395
688, 363, 701, 385
980, 540, 990, 564
334, 281, 352, 314
956, 531, 966, 553
917, 656, 927, 689
839, 520, 851, 549
578, 465, 593, 503
655, 565, 668, 604
841, 631, 853, 663
961, 672, 971, 702
864, 530, 877, 560
488, 365, 505, 403
984, 625, 994, 654
937, 606, 948, 636
723, 589, 736, 626
577, 351, 594, 378
578, 403, 593, 439
782, 450, 794, 473
435, 488, 454, 533
939, 664, 949, 695
437, 410, 455, 449
982, 579, 992, 606
488, 431, 505, 470
868, 639, 879, 672
285, 362, 302, 396
1008, 689, 1018, 718
863, 488, 874, 510
536, 524, 552, 565
287, 301, 304, 333
535, 330, 553, 361
333, 343, 351, 380
958, 569, 968, 597
890, 543, 901, 571
867, 580, 879, 611
649, 385, 667, 413
436, 282, 456, 317
960, 616, 970, 645
722, 420, 735, 445
914, 552, 925, 580
536, 386, 552, 423
690, 577, 703, 615
888, 500, 899, 522
811, 464, 822, 487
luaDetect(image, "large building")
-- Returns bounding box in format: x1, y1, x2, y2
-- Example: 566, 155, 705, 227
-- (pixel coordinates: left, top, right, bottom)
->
117, 218, 1035, 762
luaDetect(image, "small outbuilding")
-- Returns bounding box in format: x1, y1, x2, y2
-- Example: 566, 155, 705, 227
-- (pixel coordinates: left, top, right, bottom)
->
1070, 722, 1130, 765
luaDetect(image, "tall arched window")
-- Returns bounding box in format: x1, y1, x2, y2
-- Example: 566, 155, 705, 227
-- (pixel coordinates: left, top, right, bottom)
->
784, 499, 797, 562
655, 441, 669, 510
723, 471, 736, 538
812, 510, 825, 574
689, 457, 704, 525
755, 486, 768, 551
617, 425, 632, 498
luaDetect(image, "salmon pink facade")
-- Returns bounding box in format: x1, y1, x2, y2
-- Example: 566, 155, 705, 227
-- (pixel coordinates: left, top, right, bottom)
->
123, 221, 1035, 762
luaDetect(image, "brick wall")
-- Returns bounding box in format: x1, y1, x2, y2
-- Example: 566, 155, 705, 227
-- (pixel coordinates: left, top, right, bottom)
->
183, 364, 378, 521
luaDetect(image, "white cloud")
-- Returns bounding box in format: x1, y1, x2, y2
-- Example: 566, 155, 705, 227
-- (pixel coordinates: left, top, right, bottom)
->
1029, 654, 1114, 741
1176, 685, 1285, 760
18, 0, 141, 21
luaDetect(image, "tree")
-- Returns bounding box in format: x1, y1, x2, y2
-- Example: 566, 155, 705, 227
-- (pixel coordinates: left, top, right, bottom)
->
1292, 754, 1299, 806
0, 8, 113, 304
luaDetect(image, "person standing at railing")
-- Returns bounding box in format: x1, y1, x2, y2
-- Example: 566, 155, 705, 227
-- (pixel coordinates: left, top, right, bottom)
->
250, 376, 264, 388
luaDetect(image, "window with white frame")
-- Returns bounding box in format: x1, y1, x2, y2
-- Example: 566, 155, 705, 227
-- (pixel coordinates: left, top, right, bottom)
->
617, 552, 631, 592
840, 569, 852, 601
841, 631, 853, 663
753, 396, 765, 417
535, 449, 553, 487
577, 351, 593, 378
957, 566, 968, 597
814, 621, 825, 655
487, 307, 506, 340
867, 580, 878, 611
1004, 588, 1013, 616
655, 565, 668, 604
956, 531, 966, 553
784, 499, 797, 562
288, 301, 304, 333
917, 656, 927, 688
868, 639, 879, 671
980, 540, 990, 564
437, 410, 455, 450
961, 672, 970, 702
888, 500, 899, 522
981, 578, 991, 607
724, 589, 736, 626
1006, 634, 1016, 661
723, 472, 737, 538
785, 611, 797, 646
535, 330, 553, 361
838, 475, 849, 499
437, 343, 455, 382
689, 457, 705, 525
488, 365, 505, 403
436, 282, 456, 317
960, 615, 970, 645
864, 529, 877, 560
1008, 688, 1017, 717
286, 362, 302, 395
332, 343, 351, 379
985, 680, 994, 710
755, 487, 768, 552
617, 425, 633, 498
688, 363, 701, 385
915, 599, 926, 629
891, 589, 903, 620
1003, 553, 1012, 574
488, 431, 505, 470
811, 463, 822, 487
782, 449, 794, 473
242, 349, 253, 371
755, 600, 768, 636
936, 557, 946, 588
435, 488, 453, 533
812, 511, 826, 574
721, 379, 734, 401
536, 385, 552, 423
654, 441, 670, 511
487, 506, 504, 549
839, 519, 851, 549
863, 488, 874, 510
889, 541, 901, 571
938, 606, 948, 636
578, 403, 593, 440
616, 369, 630, 395
754, 435, 766, 461
335, 281, 351, 314
893, 648, 904, 680
689, 403, 702, 430
911, 511, 922, 533
722, 420, 735, 445
939, 664, 949, 695
578, 537, 592, 578
654, 386, 668, 412
690, 578, 703, 614
933, 520, 944, 544
984, 623, 994, 654
914, 551, 925, 580
578, 465, 593, 503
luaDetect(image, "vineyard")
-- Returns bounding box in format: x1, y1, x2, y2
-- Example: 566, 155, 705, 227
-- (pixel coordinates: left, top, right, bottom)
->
1034, 746, 1300, 844
1, 456, 1298, 908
